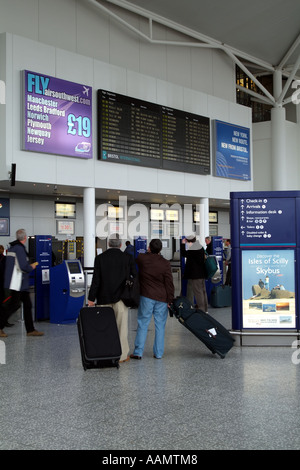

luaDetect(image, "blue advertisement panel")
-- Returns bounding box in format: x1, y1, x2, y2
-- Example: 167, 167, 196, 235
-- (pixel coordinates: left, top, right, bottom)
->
23, 70, 92, 159
214, 120, 250, 180
241, 249, 296, 328
35, 235, 52, 321
134, 236, 147, 257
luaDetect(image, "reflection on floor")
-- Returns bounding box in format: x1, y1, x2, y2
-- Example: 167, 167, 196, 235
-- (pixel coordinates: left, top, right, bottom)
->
0, 301, 299, 451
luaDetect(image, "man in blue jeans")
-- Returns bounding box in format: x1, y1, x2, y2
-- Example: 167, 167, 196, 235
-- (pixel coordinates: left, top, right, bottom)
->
130, 239, 174, 360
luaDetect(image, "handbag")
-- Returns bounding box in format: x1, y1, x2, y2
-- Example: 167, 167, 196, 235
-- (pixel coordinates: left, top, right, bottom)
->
204, 253, 219, 280
7, 252, 22, 291
121, 276, 140, 308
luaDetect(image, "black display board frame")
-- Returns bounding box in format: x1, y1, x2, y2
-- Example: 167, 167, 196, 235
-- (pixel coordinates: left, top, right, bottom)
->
98, 89, 210, 175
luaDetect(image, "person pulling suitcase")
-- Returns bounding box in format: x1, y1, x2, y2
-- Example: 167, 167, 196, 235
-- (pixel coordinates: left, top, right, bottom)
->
87, 233, 136, 363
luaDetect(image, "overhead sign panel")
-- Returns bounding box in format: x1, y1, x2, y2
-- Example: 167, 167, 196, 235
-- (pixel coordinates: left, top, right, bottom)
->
239, 196, 296, 247
23, 70, 93, 158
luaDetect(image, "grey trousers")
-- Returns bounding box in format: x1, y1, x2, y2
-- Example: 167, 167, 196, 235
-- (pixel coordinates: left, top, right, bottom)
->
187, 279, 208, 313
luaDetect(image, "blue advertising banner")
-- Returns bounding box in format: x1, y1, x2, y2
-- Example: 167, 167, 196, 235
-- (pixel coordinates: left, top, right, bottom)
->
213, 120, 250, 180
23, 70, 92, 159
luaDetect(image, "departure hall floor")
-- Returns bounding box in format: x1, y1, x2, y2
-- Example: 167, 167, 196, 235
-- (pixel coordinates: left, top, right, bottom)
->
0, 304, 299, 451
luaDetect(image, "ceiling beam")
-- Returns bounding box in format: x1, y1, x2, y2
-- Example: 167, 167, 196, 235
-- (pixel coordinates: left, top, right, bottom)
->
86, 0, 275, 71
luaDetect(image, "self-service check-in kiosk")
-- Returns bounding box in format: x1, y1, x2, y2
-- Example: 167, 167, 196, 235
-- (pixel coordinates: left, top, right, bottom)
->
50, 260, 85, 324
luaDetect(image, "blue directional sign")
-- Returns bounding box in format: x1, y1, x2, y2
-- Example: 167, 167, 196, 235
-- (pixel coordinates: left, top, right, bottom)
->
230, 191, 300, 332
238, 195, 296, 247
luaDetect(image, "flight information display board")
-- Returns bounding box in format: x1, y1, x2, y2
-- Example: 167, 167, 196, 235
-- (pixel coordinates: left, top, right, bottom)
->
161, 106, 210, 174
98, 89, 210, 175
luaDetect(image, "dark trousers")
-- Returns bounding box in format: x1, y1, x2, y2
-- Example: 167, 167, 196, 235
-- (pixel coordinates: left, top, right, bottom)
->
0, 290, 35, 333
225, 263, 231, 286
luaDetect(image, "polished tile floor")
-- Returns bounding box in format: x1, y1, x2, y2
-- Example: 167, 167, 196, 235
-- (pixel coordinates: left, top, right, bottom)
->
0, 302, 300, 451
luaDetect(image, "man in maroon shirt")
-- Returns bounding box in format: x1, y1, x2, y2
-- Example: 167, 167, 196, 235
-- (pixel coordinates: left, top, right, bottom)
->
130, 239, 174, 360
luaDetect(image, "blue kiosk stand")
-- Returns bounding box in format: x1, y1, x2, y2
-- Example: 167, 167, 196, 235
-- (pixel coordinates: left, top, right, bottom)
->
49, 260, 85, 324
29, 235, 52, 321
230, 190, 299, 345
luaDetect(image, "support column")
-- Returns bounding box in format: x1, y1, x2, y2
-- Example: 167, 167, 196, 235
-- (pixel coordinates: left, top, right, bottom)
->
271, 70, 287, 190
199, 197, 209, 246
83, 187, 96, 268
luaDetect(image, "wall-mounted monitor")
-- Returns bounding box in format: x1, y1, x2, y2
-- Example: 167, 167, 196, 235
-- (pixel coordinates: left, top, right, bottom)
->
0, 218, 9, 236
193, 211, 218, 223
107, 206, 124, 220
209, 211, 218, 223
165, 209, 179, 221
55, 202, 76, 219
150, 209, 164, 221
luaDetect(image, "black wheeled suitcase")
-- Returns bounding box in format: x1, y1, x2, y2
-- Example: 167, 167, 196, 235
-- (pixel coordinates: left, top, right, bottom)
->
77, 306, 122, 370
210, 285, 232, 308
169, 297, 234, 358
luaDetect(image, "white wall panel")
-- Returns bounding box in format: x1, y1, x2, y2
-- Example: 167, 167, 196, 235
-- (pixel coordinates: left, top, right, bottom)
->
207, 95, 230, 121
10, 197, 33, 217
191, 48, 214, 96
0, 0, 38, 42
56, 156, 94, 188
156, 79, 184, 109
212, 51, 235, 102
10, 217, 34, 240
126, 70, 157, 102
33, 199, 54, 217
184, 173, 210, 197
109, 17, 140, 71
252, 121, 272, 190
76, 0, 110, 63
286, 122, 299, 189
15, 153, 57, 185
183, 87, 208, 116
55, 49, 94, 86
139, 24, 168, 81
165, 45, 192, 88
94, 160, 129, 191
157, 170, 184, 196
33, 218, 55, 236
38, 0, 77, 52
93, 60, 127, 94
127, 166, 158, 193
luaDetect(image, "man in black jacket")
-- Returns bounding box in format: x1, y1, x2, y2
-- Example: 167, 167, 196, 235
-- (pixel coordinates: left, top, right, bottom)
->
181, 234, 208, 313
0, 229, 42, 338
88, 234, 136, 363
